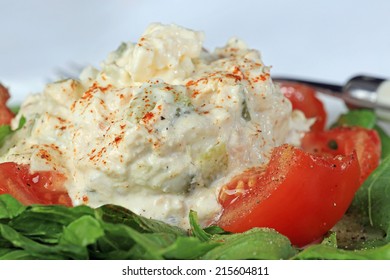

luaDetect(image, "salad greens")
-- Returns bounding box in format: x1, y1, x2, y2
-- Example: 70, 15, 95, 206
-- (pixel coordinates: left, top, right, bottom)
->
0, 195, 296, 260
331, 109, 377, 129
0, 109, 390, 260
0, 116, 25, 148
350, 156, 390, 238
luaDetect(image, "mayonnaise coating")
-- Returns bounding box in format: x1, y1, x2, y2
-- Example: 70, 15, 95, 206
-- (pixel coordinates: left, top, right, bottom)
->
1, 23, 313, 227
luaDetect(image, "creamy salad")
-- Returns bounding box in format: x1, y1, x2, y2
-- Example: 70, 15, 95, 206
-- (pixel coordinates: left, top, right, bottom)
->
0, 23, 312, 227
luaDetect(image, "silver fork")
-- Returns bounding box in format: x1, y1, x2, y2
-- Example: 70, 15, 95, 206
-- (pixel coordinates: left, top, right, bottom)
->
47, 62, 86, 82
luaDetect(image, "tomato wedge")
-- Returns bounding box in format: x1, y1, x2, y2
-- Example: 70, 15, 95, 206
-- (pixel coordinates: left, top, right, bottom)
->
0, 162, 72, 206
279, 82, 327, 131
217, 144, 361, 247
301, 126, 381, 182
0, 84, 15, 125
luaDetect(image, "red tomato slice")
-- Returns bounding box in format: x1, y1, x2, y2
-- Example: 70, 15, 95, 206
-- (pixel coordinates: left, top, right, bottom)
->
0, 84, 15, 125
301, 126, 381, 183
217, 144, 361, 247
279, 82, 327, 131
0, 162, 72, 206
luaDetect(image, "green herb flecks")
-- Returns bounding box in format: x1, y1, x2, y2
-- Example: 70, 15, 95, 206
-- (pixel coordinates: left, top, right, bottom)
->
327, 139, 338, 150
241, 99, 251, 121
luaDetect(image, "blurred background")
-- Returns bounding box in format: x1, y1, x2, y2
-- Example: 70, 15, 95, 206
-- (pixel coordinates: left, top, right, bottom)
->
1, 0, 389, 105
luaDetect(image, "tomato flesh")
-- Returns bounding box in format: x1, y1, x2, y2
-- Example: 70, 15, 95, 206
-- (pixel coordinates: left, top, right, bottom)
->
0, 84, 15, 125
301, 126, 381, 182
279, 82, 327, 131
0, 162, 72, 206
217, 144, 361, 247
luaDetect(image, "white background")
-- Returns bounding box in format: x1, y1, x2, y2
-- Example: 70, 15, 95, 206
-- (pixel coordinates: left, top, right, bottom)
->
1, 0, 389, 104
1, 260, 389, 280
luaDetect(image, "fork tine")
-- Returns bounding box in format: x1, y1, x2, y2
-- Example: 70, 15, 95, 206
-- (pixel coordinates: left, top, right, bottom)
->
272, 76, 343, 93
48, 62, 86, 82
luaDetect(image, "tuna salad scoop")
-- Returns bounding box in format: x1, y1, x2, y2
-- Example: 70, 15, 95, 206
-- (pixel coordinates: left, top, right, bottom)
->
0, 23, 312, 227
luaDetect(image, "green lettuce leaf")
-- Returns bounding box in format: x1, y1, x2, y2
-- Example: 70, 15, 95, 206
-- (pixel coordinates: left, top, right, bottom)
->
0, 194, 26, 220
202, 228, 297, 260
0, 116, 26, 148
96, 204, 186, 236
294, 241, 390, 260
0, 186, 389, 260
331, 109, 376, 129
350, 155, 390, 237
